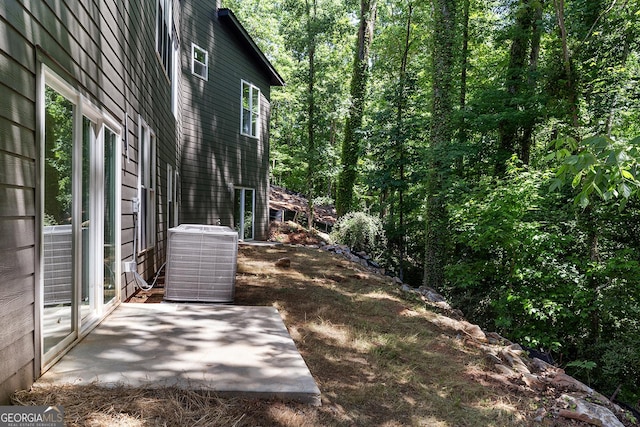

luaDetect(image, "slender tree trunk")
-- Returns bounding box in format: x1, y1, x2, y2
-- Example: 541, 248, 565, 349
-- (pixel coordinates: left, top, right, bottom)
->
520, 0, 544, 165
336, 0, 378, 217
424, 0, 456, 289
554, 0, 580, 130
396, 2, 413, 282
456, 0, 470, 174
305, 0, 317, 230
496, 0, 535, 174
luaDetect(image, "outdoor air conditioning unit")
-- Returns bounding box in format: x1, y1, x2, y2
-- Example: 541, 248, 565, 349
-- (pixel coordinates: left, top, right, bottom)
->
164, 224, 238, 303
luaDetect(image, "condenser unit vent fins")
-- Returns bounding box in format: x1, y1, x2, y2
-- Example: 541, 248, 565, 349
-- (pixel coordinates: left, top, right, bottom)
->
164, 224, 238, 303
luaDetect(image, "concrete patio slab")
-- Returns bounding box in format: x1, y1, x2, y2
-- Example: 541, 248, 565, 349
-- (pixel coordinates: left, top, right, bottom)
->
38, 303, 321, 405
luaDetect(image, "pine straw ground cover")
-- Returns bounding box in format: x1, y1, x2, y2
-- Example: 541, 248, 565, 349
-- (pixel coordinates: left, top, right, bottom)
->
15, 244, 579, 426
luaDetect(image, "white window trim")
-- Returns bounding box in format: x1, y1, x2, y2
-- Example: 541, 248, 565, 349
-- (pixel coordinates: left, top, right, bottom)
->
191, 43, 208, 81
240, 80, 260, 139
137, 116, 156, 253
171, 35, 180, 118
156, 0, 173, 81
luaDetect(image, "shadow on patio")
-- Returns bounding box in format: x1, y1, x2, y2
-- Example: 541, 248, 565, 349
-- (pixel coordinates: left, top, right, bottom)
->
37, 303, 321, 405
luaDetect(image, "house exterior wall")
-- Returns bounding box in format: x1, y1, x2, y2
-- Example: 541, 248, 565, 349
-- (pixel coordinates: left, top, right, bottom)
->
0, 0, 177, 403
0, 0, 279, 404
179, 2, 272, 241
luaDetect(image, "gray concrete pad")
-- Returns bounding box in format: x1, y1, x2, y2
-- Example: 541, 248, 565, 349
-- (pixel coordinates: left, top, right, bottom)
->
38, 304, 321, 405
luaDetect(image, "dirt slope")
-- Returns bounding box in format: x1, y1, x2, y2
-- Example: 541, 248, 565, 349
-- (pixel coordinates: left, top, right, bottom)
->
14, 240, 639, 426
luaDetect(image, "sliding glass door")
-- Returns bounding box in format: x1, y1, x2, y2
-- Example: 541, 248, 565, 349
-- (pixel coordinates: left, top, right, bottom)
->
41, 67, 121, 365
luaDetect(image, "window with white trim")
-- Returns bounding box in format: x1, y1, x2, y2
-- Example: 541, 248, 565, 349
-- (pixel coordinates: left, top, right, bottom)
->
241, 81, 260, 138
191, 43, 208, 80
171, 34, 179, 117
138, 117, 156, 252
156, 0, 173, 78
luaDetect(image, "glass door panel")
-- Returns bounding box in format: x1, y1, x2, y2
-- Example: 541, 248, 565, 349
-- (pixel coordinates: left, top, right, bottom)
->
243, 189, 254, 240
103, 128, 117, 305
234, 188, 254, 240
42, 86, 75, 354
81, 117, 95, 321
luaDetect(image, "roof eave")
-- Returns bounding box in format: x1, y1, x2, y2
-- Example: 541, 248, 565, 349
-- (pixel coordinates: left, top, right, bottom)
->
217, 8, 285, 87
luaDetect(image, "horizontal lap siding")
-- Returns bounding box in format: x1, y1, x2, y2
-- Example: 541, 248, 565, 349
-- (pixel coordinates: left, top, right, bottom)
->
0, 0, 36, 400
0, 0, 179, 403
180, 1, 271, 239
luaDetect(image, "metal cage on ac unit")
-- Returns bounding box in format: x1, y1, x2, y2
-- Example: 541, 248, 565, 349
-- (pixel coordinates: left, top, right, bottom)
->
164, 224, 238, 303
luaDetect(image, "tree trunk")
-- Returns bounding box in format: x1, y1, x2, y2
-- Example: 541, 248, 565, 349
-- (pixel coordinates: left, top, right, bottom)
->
519, 0, 544, 165
456, 0, 470, 174
424, 0, 456, 289
396, 3, 413, 282
496, 0, 535, 174
553, 0, 580, 130
305, 0, 317, 230
336, 0, 378, 217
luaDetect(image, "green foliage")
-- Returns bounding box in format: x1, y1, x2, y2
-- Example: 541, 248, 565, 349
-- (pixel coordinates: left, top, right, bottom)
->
565, 360, 597, 385
44, 86, 74, 224
330, 211, 386, 256
549, 135, 640, 208
446, 161, 576, 350
312, 195, 334, 206
226, 0, 640, 405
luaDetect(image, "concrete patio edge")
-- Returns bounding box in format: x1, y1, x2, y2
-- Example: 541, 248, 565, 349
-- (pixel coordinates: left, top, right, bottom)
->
38, 303, 321, 406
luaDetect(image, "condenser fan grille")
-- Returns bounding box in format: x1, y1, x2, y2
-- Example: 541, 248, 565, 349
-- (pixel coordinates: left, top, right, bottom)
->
164, 225, 238, 302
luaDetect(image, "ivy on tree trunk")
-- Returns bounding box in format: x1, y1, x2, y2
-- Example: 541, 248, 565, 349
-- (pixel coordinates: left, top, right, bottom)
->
424, 0, 456, 289
336, 0, 377, 217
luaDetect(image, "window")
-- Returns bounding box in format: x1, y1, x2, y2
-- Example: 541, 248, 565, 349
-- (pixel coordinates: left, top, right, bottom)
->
241, 81, 260, 138
191, 43, 208, 80
171, 34, 179, 117
138, 117, 156, 252
234, 188, 255, 240
156, 0, 173, 78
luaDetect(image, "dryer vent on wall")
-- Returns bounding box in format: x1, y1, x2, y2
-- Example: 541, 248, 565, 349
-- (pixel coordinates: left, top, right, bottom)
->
164, 224, 238, 303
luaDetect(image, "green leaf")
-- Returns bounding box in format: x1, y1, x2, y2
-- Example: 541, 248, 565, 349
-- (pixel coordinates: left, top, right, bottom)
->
619, 182, 632, 198
577, 193, 590, 208
571, 171, 583, 188
549, 178, 563, 192
621, 169, 634, 180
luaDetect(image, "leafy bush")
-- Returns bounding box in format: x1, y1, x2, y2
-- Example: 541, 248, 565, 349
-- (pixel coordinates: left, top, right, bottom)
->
330, 211, 386, 256
312, 195, 334, 206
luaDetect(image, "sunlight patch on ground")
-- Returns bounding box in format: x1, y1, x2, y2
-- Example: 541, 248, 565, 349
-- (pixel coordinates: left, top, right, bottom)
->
361, 289, 402, 302
470, 396, 525, 424
410, 416, 450, 427
84, 413, 144, 426
266, 404, 318, 427
307, 318, 352, 347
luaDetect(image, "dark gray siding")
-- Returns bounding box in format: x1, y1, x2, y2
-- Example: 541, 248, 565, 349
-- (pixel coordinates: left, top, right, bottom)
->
179, 1, 272, 240
0, 0, 178, 403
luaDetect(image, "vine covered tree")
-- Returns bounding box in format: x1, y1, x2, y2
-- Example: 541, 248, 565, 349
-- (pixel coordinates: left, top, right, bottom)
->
336, 0, 378, 217
423, 0, 456, 289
